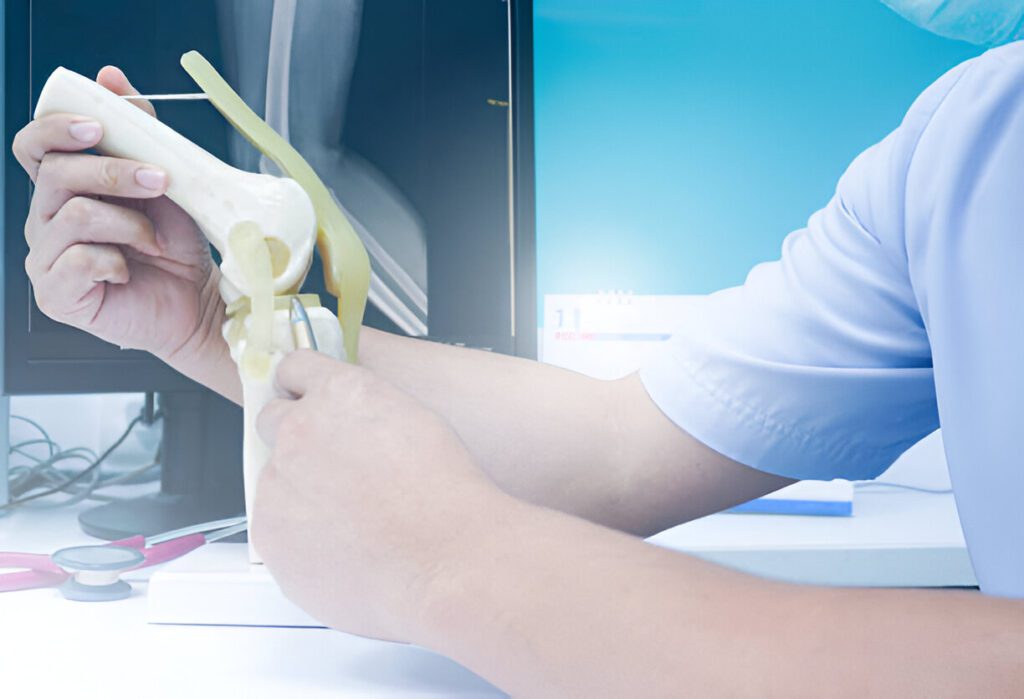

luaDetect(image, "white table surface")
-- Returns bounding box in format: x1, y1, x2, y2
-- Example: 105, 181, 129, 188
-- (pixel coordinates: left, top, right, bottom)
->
0, 484, 973, 698
652, 486, 975, 587
0, 505, 504, 698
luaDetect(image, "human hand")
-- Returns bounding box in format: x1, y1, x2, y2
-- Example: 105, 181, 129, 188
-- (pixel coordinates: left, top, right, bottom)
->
12, 66, 223, 364
254, 350, 513, 643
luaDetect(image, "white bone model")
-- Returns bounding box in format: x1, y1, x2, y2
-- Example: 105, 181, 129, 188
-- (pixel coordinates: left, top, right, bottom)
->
35, 65, 356, 562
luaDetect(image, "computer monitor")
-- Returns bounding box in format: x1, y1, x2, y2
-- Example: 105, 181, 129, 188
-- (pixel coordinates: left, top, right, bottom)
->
3, 0, 530, 535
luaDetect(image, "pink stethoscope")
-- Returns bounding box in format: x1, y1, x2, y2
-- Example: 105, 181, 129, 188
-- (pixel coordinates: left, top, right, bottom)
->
0, 300, 319, 602
0, 516, 247, 601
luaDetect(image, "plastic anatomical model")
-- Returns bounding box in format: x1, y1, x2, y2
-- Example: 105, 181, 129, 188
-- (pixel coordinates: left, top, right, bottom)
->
34, 51, 371, 562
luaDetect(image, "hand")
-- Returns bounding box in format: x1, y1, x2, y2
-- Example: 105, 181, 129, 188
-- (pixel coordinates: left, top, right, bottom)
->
254, 350, 512, 642
12, 66, 222, 363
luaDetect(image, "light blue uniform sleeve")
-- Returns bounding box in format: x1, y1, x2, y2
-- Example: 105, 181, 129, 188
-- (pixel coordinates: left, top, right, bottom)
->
640, 42, 1024, 596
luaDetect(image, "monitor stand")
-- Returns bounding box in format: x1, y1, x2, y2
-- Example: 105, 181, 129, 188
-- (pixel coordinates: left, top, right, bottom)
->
78, 390, 245, 540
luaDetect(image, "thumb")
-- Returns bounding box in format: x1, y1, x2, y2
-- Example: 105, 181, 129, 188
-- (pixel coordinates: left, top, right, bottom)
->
96, 65, 157, 118
274, 349, 348, 398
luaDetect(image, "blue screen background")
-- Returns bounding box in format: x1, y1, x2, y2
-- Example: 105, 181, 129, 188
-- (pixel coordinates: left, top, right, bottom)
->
533, 0, 984, 313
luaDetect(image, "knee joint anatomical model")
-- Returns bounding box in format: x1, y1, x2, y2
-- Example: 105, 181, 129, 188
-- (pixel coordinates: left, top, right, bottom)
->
34, 51, 371, 561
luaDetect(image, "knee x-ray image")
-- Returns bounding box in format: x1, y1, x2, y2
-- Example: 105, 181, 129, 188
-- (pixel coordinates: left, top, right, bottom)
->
217, 0, 428, 337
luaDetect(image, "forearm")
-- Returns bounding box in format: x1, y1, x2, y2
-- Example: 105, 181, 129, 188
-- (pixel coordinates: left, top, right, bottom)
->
360, 328, 789, 534
163, 315, 788, 534
420, 495, 1024, 697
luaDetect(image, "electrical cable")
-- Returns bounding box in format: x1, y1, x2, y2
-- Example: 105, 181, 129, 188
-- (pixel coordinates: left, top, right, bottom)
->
1, 409, 163, 512
11, 415, 57, 450
8, 447, 100, 498
854, 481, 953, 495
22, 463, 103, 509
9, 446, 160, 508
12, 414, 146, 505
11, 440, 96, 463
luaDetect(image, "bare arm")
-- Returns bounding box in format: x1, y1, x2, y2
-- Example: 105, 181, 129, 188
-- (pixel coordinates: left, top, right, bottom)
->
420, 496, 1024, 697
185, 323, 790, 533
359, 328, 791, 535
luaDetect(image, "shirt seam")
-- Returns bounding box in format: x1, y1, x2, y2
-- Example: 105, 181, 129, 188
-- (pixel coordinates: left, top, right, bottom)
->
899, 59, 977, 269
669, 353, 895, 469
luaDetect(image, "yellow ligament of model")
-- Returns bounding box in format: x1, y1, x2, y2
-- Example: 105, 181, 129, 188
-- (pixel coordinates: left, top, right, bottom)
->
228, 221, 276, 380
180, 50, 371, 364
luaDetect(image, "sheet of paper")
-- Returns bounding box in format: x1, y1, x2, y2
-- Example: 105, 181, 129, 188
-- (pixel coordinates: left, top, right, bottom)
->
541, 292, 688, 380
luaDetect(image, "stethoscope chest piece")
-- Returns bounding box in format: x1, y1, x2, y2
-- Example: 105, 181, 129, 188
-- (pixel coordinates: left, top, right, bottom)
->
51, 544, 146, 602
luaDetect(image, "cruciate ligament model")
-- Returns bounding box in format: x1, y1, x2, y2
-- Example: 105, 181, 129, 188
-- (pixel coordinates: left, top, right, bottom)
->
35, 51, 372, 562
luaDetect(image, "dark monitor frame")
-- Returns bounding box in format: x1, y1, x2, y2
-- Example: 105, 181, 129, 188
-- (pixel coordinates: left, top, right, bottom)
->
511, 0, 537, 359
4, 0, 538, 391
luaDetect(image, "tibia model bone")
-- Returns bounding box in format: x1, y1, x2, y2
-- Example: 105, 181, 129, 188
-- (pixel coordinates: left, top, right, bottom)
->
33, 67, 317, 303
224, 297, 344, 562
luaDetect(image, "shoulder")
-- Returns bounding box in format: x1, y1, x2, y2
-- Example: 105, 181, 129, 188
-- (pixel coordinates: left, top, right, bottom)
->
908, 41, 1024, 153
967, 39, 1024, 75
903, 41, 1024, 270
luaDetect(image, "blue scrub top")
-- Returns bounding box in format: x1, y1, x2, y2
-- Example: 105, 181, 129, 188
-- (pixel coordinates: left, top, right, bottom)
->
640, 41, 1024, 597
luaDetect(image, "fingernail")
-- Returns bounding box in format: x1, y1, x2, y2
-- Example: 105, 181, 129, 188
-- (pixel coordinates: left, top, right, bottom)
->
69, 120, 102, 143
135, 168, 166, 191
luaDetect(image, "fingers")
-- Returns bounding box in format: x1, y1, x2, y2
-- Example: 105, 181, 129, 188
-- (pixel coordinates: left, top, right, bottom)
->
274, 350, 347, 398
25, 196, 161, 277
32, 152, 168, 220
256, 398, 295, 448
33, 243, 127, 322
96, 65, 156, 118
12, 113, 103, 180
12, 65, 156, 182
51, 242, 129, 285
